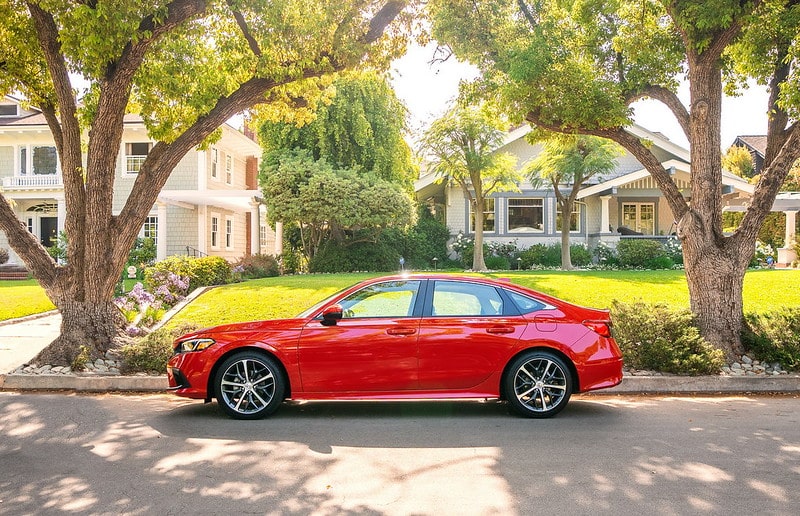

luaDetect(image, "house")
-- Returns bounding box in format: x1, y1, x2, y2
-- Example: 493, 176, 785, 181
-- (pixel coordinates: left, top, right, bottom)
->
0, 95, 282, 268
416, 124, 799, 266
730, 135, 766, 175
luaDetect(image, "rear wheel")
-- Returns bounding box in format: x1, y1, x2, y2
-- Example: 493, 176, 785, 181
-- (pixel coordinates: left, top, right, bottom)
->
215, 351, 285, 419
504, 351, 573, 418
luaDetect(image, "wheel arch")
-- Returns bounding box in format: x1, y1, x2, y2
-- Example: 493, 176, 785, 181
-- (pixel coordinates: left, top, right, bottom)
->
206, 345, 292, 401
499, 346, 579, 401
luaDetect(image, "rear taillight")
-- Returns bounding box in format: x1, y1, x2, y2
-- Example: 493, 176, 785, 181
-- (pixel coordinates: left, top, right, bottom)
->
583, 320, 612, 338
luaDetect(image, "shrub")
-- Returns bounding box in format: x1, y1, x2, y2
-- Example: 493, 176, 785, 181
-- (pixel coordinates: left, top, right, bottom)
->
616, 239, 671, 268
279, 249, 304, 274
0, 247, 8, 264
309, 239, 398, 272
593, 241, 619, 267
612, 301, 726, 375
518, 243, 592, 268
145, 255, 232, 291
120, 323, 199, 374
405, 205, 452, 268
485, 255, 511, 270
234, 253, 280, 279
743, 308, 800, 370
128, 237, 156, 270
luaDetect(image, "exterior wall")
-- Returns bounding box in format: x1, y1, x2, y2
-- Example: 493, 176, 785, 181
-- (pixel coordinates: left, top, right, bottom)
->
164, 205, 198, 257
205, 207, 247, 261
0, 146, 13, 180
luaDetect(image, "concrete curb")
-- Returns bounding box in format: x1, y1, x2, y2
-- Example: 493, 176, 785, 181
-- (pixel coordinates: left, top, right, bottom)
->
0, 374, 168, 392
2, 373, 800, 394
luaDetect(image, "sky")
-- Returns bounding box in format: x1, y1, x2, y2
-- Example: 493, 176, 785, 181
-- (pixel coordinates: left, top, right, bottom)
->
390, 42, 771, 150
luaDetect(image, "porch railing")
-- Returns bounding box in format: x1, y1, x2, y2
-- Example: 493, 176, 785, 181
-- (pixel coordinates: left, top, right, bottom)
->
186, 246, 208, 257
1, 175, 63, 188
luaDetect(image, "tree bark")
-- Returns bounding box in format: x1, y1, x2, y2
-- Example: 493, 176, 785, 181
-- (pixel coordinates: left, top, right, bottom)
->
32, 299, 128, 367
471, 197, 488, 271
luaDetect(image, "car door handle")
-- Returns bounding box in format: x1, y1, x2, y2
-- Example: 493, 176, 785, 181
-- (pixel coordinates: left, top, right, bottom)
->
486, 326, 515, 334
387, 327, 417, 335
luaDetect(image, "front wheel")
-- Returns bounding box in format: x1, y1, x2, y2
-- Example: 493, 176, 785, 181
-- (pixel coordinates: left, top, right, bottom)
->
215, 351, 285, 419
504, 351, 573, 418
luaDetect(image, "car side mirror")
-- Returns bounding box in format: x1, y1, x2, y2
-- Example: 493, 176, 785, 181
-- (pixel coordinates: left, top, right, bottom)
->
321, 304, 344, 326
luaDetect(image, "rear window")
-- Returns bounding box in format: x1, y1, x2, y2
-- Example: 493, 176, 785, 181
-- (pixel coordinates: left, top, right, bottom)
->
507, 291, 548, 314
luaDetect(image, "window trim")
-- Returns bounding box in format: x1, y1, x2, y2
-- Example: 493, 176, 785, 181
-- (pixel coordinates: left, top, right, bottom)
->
556, 202, 582, 234
211, 148, 219, 180
31, 145, 59, 176
506, 197, 545, 234
0, 104, 18, 117
210, 213, 220, 249
468, 197, 496, 234
124, 142, 152, 175
225, 154, 233, 185
225, 215, 234, 250
140, 215, 158, 246
621, 202, 656, 235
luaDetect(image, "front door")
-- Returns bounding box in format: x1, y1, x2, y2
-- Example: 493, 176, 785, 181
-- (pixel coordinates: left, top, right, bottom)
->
40, 217, 58, 247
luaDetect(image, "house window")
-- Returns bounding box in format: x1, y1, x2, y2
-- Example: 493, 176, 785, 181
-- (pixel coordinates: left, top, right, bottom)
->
225, 216, 233, 249
20, 147, 27, 175
260, 223, 267, 247
507, 198, 544, 233
622, 203, 655, 235
469, 198, 496, 233
26, 217, 34, 233
0, 104, 17, 117
141, 216, 158, 246
125, 142, 152, 174
32, 146, 57, 175
225, 155, 233, 184
556, 204, 582, 233
211, 148, 219, 179
211, 214, 220, 248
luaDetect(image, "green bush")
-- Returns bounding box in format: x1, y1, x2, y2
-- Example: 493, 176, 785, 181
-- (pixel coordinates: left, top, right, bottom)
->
145, 255, 232, 291
120, 323, 199, 374
616, 239, 671, 268
518, 243, 591, 268
309, 239, 399, 273
743, 308, 800, 370
234, 253, 280, 279
405, 205, 452, 268
612, 301, 726, 375
485, 255, 510, 270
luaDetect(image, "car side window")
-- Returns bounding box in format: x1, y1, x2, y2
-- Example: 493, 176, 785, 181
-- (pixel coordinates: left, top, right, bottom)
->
507, 291, 548, 314
339, 280, 421, 318
431, 281, 504, 316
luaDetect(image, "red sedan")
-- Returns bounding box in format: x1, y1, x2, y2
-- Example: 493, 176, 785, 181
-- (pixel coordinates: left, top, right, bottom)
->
167, 274, 623, 419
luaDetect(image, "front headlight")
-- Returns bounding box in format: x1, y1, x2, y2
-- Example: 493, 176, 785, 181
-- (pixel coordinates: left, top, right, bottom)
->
176, 338, 216, 353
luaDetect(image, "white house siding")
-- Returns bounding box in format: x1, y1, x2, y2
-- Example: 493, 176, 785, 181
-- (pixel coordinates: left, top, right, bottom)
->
205, 207, 247, 261
165, 205, 198, 257
0, 146, 13, 179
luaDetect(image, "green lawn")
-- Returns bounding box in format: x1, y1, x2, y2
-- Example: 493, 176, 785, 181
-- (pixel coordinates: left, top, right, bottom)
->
0, 279, 56, 320
166, 269, 800, 329
3, 269, 798, 326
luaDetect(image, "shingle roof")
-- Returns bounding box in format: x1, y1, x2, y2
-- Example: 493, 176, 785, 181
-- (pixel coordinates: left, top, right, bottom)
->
733, 135, 767, 156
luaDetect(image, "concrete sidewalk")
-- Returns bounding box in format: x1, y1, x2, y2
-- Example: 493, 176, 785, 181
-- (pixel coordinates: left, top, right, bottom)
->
0, 311, 799, 394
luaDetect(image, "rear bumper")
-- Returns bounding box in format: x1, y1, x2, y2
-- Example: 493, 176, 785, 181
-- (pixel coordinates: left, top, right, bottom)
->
578, 356, 624, 393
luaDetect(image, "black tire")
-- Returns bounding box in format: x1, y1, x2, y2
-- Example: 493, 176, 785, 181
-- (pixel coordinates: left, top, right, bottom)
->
504, 350, 573, 418
214, 351, 285, 420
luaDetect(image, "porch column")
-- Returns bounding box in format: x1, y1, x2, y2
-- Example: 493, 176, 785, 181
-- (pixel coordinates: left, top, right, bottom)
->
56, 197, 66, 233
274, 221, 283, 256
777, 210, 798, 267
157, 202, 168, 261
600, 195, 611, 233
249, 199, 261, 255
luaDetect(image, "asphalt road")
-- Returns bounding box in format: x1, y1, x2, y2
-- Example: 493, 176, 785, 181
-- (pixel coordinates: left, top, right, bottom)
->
1, 392, 798, 515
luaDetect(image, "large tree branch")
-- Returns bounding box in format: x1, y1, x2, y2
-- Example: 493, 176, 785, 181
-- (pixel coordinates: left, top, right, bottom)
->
226, 1, 262, 57
0, 195, 58, 288
627, 85, 690, 140
764, 53, 791, 167
525, 110, 689, 221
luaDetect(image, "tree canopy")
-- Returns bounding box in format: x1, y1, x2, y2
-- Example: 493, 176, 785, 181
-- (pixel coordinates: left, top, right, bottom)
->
427, 0, 800, 359
259, 71, 417, 191
259, 149, 414, 260
0, 0, 412, 365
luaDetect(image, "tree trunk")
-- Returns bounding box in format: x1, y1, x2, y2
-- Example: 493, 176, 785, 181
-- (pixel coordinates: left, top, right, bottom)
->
471, 198, 488, 271
559, 197, 574, 270
32, 300, 128, 367
679, 212, 749, 362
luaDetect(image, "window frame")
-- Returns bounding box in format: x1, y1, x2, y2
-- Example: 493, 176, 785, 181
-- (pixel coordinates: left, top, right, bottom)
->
0, 104, 18, 117
210, 213, 220, 249
468, 198, 496, 233
124, 142, 152, 175
225, 154, 233, 185
556, 202, 582, 234
621, 202, 656, 235
337, 280, 423, 319
211, 148, 219, 179
31, 145, 58, 176
225, 215, 234, 249
140, 215, 158, 246
506, 197, 545, 233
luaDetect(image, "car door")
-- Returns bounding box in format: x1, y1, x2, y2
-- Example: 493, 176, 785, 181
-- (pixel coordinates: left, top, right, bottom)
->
298, 279, 423, 393
416, 280, 527, 390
